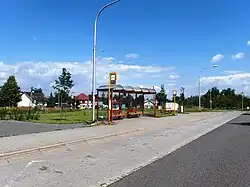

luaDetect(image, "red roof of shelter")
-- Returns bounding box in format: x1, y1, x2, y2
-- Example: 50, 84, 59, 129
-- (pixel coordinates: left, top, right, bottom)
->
76, 93, 89, 101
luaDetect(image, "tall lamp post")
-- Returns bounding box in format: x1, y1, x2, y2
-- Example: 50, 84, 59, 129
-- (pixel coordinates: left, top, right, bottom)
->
241, 92, 244, 110
199, 64, 218, 111
209, 88, 212, 110
91, 0, 120, 122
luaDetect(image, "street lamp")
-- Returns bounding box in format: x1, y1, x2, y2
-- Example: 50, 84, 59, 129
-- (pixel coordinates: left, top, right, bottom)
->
91, 0, 120, 122
199, 64, 218, 111
241, 92, 244, 110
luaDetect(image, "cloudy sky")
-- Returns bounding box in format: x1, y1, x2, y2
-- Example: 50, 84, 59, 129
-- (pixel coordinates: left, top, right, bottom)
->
0, 0, 250, 98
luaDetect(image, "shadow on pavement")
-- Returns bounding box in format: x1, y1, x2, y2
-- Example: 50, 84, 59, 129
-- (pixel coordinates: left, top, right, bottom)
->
231, 122, 250, 126
230, 113, 250, 126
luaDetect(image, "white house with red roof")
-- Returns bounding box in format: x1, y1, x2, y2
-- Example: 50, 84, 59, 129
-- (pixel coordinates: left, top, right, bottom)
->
76, 93, 102, 109
76, 93, 92, 109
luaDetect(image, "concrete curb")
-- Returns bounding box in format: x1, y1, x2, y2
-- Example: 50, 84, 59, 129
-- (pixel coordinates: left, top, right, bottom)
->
0, 128, 146, 159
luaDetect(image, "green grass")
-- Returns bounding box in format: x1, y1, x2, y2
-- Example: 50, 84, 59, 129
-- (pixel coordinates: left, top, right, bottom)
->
143, 109, 176, 118
33, 109, 109, 124
29, 108, 180, 124
30, 110, 91, 124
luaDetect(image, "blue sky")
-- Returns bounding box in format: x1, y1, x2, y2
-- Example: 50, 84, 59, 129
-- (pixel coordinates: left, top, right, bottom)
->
0, 0, 250, 97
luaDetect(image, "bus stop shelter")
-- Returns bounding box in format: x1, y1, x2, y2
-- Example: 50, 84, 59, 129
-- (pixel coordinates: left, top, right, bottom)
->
96, 84, 157, 121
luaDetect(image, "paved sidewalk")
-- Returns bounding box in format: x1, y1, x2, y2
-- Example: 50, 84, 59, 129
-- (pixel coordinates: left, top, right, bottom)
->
0, 120, 87, 137
0, 111, 241, 187
0, 112, 240, 155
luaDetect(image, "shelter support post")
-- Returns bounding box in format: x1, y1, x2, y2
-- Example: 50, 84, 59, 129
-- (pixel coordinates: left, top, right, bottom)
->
96, 90, 99, 120
119, 92, 121, 110
135, 93, 137, 109
154, 93, 157, 118
111, 90, 113, 122
142, 94, 144, 115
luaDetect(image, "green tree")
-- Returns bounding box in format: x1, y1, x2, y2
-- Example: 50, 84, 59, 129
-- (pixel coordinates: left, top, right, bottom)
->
180, 87, 185, 106
32, 87, 43, 93
203, 87, 220, 108
53, 68, 74, 106
156, 85, 167, 108
47, 92, 56, 107
1, 76, 22, 107
100, 92, 108, 105
0, 86, 3, 106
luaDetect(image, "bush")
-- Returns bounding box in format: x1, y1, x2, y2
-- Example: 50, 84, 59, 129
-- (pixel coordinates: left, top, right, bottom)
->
0, 107, 41, 121
0, 108, 8, 120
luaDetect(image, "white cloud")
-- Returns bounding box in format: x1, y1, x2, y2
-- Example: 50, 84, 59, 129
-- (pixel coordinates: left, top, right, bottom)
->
0, 59, 176, 95
97, 57, 115, 63
232, 53, 244, 60
201, 73, 250, 86
211, 54, 224, 62
224, 70, 244, 75
168, 74, 180, 80
247, 41, 250, 46
125, 53, 139, 59
167, 83, 176, 86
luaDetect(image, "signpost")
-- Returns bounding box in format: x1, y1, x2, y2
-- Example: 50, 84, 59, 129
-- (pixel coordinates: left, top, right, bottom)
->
172, 90, 177, 115
108, 72, 117, 124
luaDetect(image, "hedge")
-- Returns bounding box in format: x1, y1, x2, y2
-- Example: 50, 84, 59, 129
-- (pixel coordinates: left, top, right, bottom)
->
0, 107, 40, 121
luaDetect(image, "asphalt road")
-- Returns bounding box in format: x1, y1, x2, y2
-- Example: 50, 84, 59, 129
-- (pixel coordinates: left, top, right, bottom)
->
0, 121, 86, 137
109, 113, 250, 187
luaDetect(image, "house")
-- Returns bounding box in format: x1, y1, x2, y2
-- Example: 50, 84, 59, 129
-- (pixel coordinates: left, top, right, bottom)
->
18, 92, 47, 107
76, 93, 102, 109
144, 99, 154, 109
76, 93, 92, 109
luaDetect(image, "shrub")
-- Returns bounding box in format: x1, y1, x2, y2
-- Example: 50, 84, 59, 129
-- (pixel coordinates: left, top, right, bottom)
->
0, 107, 40, 121
0, 108, 7, 120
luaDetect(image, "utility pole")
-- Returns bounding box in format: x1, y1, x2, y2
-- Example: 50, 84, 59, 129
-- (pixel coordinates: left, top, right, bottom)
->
91, 0, 120, 122
180, 87, 185, 113
30, 86, 33, 107
209, 89, 212, 110
57, 90, 60, 108
242, 92, 244, 110
199, 65, 218, 111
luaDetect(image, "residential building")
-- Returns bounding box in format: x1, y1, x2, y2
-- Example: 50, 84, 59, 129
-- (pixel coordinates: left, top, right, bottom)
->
76, 93, 92, 109
18, 92, 47, 107
144, 99, 154, 109
76, 93, 102, 109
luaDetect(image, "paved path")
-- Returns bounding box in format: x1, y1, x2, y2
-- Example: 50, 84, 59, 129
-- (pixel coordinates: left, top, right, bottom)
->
0, 112, 236, 154
109, 113, 250, 187
0, 112, 240, 187
0, 121, 86, 137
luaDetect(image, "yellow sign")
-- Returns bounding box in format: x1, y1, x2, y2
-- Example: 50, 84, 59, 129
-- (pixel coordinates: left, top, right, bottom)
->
109, 72, 117, 85
108, 72, 118, 123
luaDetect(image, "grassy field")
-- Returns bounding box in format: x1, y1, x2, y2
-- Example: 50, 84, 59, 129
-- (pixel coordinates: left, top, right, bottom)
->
1, 106, 227, 124
31, 109, 108, 124
31, 108, 177, 124
34, 110, 92, 124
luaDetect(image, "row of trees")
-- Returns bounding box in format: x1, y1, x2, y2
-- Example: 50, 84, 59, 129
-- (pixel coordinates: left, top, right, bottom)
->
156, 85, 250, 109
0, 68, 75, 108
186, 87, 250, 109
1, 70, 250, 110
